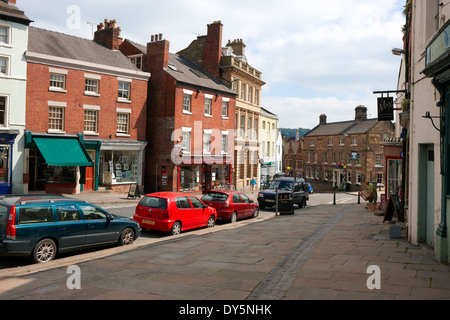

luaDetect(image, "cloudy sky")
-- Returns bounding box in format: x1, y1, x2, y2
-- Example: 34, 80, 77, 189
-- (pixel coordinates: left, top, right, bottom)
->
19, 0, 406, 129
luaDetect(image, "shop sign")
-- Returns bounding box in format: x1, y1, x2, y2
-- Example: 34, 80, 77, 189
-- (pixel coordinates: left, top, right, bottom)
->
162, 171, 168, 186
377, 97, 394, 121
426, 21, 450, 66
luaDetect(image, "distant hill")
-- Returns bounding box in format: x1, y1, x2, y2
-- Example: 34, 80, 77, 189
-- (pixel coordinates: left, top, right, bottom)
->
280, 128, 310, 138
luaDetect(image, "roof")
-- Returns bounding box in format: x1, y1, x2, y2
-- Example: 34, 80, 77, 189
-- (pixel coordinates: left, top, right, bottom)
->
166, 53, 235, 95
27, 27, 141, 72
0, 1, 31, 25
123, 39, 235, 95
304, 119, 379, 137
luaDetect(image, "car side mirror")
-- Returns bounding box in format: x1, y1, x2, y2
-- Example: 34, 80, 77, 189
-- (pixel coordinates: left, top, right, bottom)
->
249, 200, 254, 203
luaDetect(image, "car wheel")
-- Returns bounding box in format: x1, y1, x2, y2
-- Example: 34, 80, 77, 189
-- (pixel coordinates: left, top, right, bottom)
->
252, 207, 259, 218
119, 228, 135, 246
300, 199, 306, 209
171, 221, 182, 235
230, 212, 237, 223
207, 215, 216, 228
32, 239, 57, 263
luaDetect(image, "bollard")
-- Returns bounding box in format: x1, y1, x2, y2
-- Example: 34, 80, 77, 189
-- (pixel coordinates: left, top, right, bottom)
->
275, 186, 279, 216
358, 192, 361, 204
333, 192, 336, 205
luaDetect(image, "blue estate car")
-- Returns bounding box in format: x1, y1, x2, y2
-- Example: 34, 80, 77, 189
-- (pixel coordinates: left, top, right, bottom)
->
0, 195, 140, 263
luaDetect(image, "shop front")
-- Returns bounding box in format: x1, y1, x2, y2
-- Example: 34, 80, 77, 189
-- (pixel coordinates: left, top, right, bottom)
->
24, 132, 93, 194
0, 131, 19, 195
98, 140, 147, 193
177, 155, 233, 193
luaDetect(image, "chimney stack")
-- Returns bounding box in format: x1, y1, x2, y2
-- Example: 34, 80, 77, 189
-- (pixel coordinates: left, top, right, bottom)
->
319, 114, 327, 125
147, 34, 170, 74
203, 21, 223, 79
94, 19, 123, 50
227, 39, 246, 57
355, 105, 367, 121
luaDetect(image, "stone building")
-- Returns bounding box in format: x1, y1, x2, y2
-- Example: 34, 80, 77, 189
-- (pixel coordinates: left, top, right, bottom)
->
303, 106, 395, 192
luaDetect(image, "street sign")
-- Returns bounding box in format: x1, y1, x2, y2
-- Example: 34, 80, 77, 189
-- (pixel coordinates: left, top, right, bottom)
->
378, 97, 394, 121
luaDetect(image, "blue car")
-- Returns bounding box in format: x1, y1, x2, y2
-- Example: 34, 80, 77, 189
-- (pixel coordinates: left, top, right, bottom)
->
0, 195, 140, 263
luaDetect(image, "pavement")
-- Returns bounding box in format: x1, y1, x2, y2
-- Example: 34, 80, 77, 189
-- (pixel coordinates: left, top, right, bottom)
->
0, 191, 449, 302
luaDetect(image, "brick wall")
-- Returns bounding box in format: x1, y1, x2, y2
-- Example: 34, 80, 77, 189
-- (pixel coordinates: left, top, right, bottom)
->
26, 62, 148, 141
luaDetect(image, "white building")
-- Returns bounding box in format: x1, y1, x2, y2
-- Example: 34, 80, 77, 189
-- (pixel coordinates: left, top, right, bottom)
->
401, 0, 450, 262
0, 0, 30, 194
259, 107, 279, 187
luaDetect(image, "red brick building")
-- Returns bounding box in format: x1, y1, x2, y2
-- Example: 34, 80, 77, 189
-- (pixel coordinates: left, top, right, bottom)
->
303, 106, 395, 192
25, 21, 150, 194
120, 21, 237, 193
283, 138, 304, 178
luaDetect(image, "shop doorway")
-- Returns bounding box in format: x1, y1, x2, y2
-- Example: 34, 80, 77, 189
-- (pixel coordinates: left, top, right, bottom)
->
84, 150, 96, 191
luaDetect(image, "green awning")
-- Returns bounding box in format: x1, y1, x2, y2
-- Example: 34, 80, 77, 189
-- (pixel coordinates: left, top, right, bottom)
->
33, 136, 93, 167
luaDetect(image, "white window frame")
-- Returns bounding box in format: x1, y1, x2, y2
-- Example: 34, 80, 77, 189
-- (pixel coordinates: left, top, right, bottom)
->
222, 97, 229, 119
116, 108, 131, 136
129, 54, 143, 70
183, 89, 193, 114
118, 79, 132, 102
49, 68, 68, 92
221, 131, 229, 154
181, 127, 192, 153
48, 101, 67, 133
203, 129, 212, 154
204, 94, 213, 117
0, 25, 11, 46
84, 73, 101, 96
0, 95, 9, 128
83, 105, 100, 135
0, 55, 10, 76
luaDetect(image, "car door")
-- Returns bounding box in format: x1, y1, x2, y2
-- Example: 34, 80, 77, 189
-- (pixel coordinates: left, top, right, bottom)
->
188, 196, 208, 226
175, 196, 195, 229
55, 204, 87, 249
79, 204, 117, 245
239, 193, 252, 217
231, 193, 245, 218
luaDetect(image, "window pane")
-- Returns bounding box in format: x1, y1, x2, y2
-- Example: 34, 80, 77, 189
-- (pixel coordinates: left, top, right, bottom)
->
0, 97, 5, 126
50, 74, 66, 89
0, 57, 7, 74
118, 82, 130, 100
49, 107, 64, 131
84, 110, 98, 133
0, 27, 8, 44
117, 113, 129, 134
85, 79, 99, 94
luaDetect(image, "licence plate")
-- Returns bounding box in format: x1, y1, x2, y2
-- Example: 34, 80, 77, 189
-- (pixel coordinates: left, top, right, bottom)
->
142, 219, 155, 225
266, 199, 275, 203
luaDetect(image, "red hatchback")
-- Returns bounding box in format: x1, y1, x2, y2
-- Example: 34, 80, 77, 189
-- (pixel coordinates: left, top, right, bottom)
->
133, 192, 217, 235
201, 191, 259, 223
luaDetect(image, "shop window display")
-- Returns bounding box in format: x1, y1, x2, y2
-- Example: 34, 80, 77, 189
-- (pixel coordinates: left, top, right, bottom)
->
100, 150, 139, 184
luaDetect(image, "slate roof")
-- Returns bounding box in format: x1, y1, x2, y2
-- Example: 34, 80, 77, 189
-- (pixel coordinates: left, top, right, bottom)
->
304, 119, 379, 137
0, 1, 31, 25
123, 39, 235, 95
28, 27, 140, 72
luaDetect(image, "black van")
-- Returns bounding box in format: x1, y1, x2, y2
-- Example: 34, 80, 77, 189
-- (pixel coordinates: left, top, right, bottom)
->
257, 177, 309, 214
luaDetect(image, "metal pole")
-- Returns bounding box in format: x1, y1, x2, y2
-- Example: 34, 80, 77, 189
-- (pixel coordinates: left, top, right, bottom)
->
275, 186, 279, 216
333, 192, 336, 205
358, 192, 361, 204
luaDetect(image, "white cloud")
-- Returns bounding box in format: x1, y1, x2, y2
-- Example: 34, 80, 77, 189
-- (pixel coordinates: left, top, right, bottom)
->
19, 0, 406, 129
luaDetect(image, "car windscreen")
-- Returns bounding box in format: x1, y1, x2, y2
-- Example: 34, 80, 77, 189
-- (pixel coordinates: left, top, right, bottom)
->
139, 196, 168, 209
268, 180, 294, 191
201, 192, 229, 202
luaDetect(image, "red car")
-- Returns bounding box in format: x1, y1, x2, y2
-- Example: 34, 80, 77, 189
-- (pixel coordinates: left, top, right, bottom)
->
201, 191, 259, 223
133, 192, 217, 235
